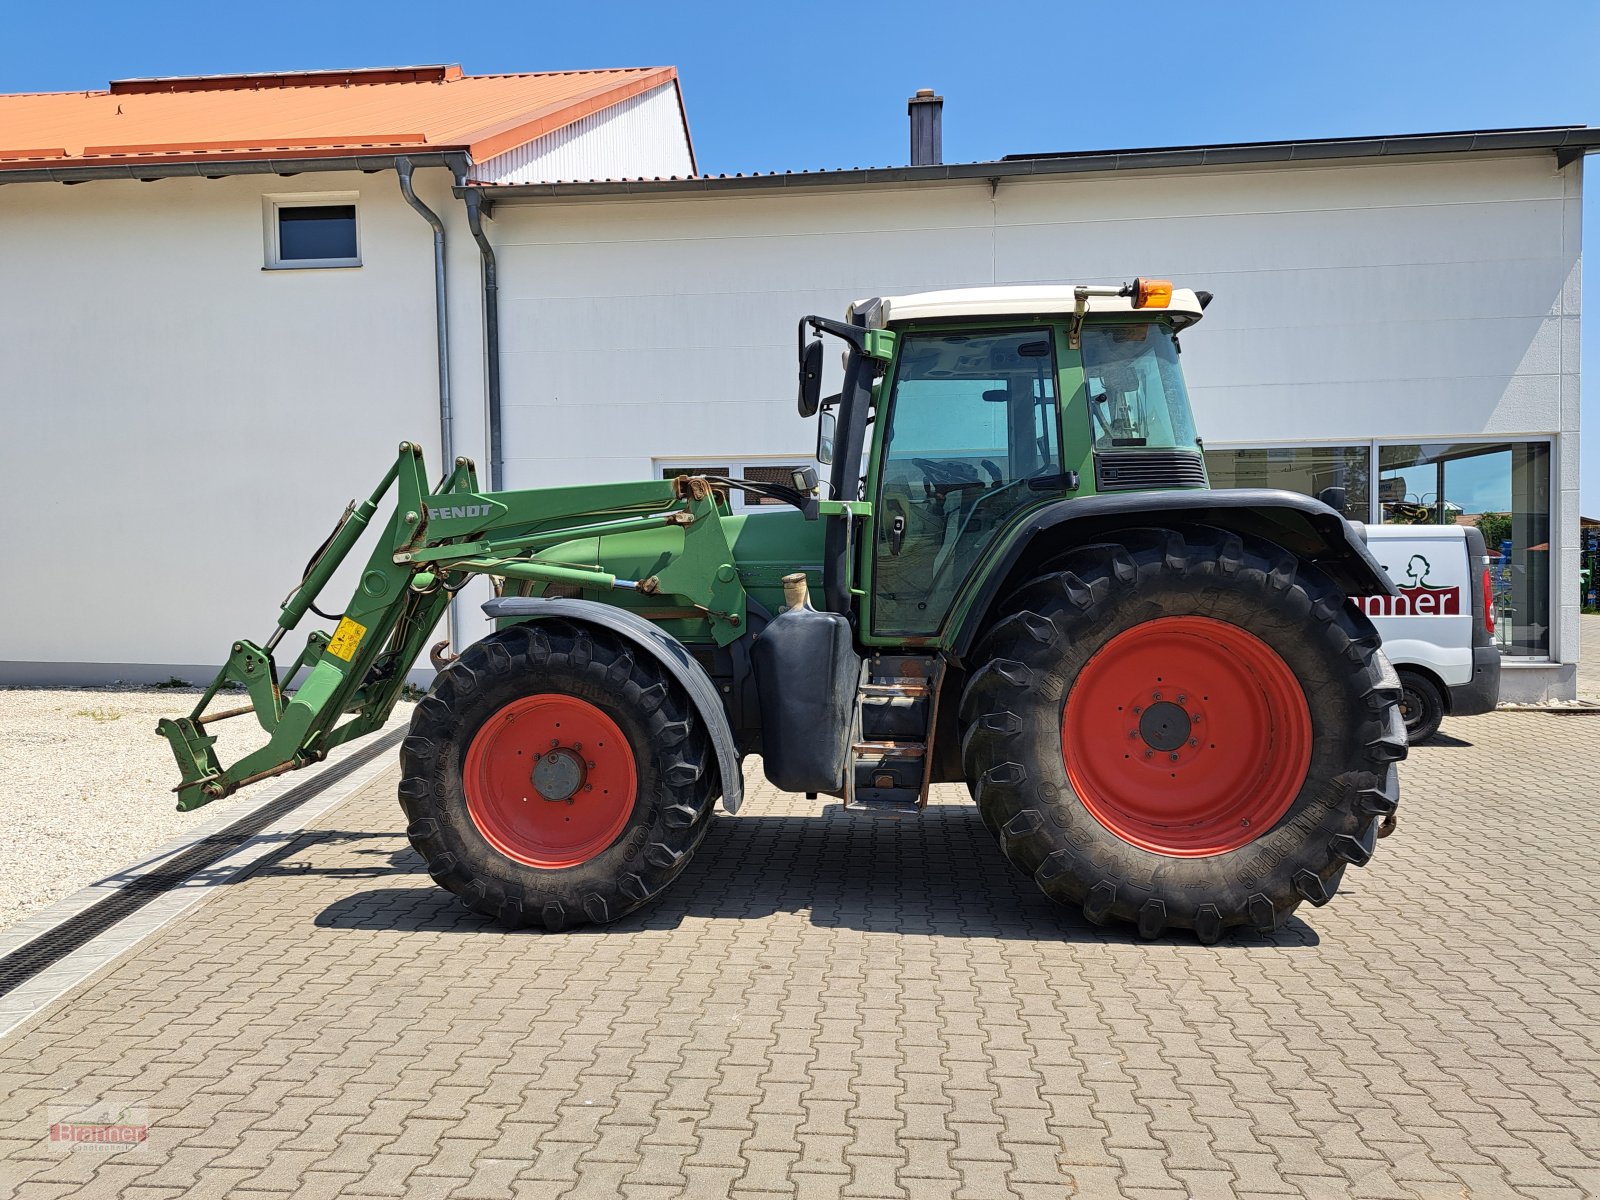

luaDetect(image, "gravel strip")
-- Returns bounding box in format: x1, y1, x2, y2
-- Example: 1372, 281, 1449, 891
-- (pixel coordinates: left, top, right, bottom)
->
0, 683, 413, 933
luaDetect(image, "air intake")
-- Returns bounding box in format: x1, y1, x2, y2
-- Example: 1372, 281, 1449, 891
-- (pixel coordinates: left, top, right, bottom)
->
1095, 449, 1208, 492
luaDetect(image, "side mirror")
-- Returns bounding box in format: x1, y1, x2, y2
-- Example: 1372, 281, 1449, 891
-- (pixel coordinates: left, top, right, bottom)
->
816, 410, 836, 465
797, 339, 824, 417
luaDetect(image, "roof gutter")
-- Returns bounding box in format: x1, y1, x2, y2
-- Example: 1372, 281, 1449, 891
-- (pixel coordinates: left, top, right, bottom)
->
0, 150, 465, 187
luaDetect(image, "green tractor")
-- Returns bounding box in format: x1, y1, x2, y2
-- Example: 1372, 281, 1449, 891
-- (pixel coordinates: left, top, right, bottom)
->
160, 279, 1404, 941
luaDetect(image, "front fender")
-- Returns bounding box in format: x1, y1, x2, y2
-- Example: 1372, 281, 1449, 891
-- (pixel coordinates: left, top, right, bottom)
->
950, 488, 1398, 660
482, 596, 745, 814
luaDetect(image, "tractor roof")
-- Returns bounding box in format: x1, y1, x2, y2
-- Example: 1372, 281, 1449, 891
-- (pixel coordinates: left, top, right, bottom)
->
855, 284, 1206, 329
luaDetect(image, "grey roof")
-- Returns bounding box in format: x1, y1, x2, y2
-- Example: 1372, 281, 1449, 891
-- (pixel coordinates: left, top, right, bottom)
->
0, 124, 1593, 191
473, 125, 1599, 198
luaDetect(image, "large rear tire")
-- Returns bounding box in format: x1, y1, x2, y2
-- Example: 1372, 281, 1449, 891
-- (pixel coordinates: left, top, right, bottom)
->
399, 619, 717, 930
960, 526, 1405, 942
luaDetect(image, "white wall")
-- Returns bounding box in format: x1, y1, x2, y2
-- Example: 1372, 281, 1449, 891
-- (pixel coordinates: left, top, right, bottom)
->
488, 152, 1580, 695
476, 83, 693, 185
0, 165, 485, 679
0, 151, 1579, 696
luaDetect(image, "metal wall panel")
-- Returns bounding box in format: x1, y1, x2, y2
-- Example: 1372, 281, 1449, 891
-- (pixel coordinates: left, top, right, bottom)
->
477, 84, 692, 185
487, 154, 1583, 695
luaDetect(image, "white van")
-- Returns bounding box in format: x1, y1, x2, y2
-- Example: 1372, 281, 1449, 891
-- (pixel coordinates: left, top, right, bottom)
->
1356, 524, 1500, 741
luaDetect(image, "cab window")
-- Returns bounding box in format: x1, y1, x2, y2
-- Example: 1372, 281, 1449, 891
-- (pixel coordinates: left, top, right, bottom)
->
1081, 323, 1197, 451
872, 328, 1062, 635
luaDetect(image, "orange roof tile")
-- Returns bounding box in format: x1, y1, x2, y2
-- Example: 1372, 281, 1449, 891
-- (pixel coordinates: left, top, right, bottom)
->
0, 64, 680, 172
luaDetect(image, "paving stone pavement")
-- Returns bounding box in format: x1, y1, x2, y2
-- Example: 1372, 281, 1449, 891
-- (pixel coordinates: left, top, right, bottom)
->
1, 708, 1598, 1199
1580, 615, 1600, 701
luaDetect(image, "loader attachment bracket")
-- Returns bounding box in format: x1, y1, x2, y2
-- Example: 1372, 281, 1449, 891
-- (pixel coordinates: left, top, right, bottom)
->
155, 717, 221, 810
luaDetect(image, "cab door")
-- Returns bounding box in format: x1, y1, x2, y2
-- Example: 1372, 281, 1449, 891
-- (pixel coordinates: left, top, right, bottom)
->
865, 326, 1065, 638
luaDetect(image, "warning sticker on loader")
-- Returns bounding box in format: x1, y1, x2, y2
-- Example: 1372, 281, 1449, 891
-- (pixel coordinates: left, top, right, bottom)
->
326, 617, 367, 661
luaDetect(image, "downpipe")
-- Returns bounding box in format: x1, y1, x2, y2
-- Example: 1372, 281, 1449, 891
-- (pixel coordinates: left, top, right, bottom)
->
395, 157, 459, 654
461, 185, 503, 492
395, 157, 453, 466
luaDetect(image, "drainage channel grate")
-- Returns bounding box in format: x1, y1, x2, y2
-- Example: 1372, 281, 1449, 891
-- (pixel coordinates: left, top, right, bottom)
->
0, 728, 406, 1000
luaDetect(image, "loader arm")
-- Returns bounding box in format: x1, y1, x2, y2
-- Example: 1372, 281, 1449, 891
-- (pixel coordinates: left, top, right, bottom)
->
158, 442, 747, 811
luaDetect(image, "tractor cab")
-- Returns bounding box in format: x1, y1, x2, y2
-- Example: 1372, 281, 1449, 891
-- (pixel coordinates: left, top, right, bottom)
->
799, 280, 1211, 638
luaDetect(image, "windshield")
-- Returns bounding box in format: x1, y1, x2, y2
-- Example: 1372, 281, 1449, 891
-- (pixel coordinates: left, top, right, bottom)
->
1081, 323, 1198, 451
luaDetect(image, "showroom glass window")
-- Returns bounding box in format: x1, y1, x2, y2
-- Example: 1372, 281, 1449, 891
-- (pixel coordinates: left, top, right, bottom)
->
1203, 444, 1371, 521
1378, 441, 1551, 657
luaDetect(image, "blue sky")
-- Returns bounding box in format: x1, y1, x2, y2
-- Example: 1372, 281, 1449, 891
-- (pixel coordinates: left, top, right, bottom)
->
6, 0, 1599, 511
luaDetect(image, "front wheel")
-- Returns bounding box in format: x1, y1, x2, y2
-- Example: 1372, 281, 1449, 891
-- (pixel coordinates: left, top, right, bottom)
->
399, 619, 718, 930
960, 526, 1406, 942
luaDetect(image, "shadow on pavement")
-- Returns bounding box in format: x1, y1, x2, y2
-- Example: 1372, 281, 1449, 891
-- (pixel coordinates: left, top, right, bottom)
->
308, 804, 1321, 949
1416, 731, 1474, 748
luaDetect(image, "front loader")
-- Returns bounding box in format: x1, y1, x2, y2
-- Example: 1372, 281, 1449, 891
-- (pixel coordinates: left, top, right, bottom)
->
162, 279, 1406, 941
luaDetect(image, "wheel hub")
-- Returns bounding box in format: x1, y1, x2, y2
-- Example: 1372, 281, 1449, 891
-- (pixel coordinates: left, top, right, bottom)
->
531, 746, 586, 802
1137, 700, 1192, 752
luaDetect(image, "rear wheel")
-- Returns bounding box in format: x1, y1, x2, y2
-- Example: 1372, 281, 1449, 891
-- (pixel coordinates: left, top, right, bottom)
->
960, 526, 1405, 941
400, 619, 717, 929
1396, 669, 1445, 744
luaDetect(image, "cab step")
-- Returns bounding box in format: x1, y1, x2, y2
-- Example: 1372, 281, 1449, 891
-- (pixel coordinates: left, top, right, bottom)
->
844, 655, 945, 815
851, 741, 925, 757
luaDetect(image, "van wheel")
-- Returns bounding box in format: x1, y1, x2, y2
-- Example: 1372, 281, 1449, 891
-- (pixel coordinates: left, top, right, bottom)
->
1397, 669, 1445, 743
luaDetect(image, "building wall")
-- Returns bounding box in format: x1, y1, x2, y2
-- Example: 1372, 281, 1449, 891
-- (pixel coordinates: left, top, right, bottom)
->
0, 165, 487, 680
488, 152, 1581, 697
476, 83, 693, 185
0, 151, 1580, 698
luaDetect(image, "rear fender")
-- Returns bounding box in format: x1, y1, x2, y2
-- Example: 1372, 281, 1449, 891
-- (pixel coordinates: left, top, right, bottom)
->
950, 488, 1398, 661
482, 597, 745, 814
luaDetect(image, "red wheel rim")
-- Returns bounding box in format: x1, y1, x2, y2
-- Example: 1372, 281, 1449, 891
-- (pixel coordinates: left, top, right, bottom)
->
464, 694, 637, 868
1061, 615, 1311, 857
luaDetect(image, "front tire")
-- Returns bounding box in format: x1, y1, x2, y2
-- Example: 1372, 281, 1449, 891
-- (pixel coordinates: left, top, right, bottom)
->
960, 526, 1405, 942
399, 619, 718, 930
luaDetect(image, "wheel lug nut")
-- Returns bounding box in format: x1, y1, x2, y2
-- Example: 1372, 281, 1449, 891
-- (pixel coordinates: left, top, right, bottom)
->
1143, 750, 1152, 759
1169, 752, 1179, 762
1189, 739, 1199, 748
1152, 692, 1162, 700
1176, 694, 1186, 704
1132, 705, 1142, 714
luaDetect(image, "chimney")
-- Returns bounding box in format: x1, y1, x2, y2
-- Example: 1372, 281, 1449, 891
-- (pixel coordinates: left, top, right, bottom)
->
908, 88, 943, 166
